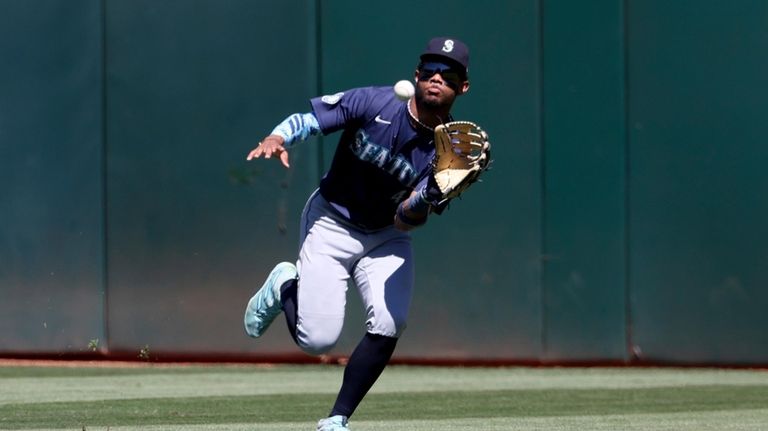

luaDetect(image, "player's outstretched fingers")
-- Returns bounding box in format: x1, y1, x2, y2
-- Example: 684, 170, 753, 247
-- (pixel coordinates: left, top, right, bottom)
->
246, 139, 290, 168
246, 146, 263, 160
263, 144, 278, 159
279, 150, 290, 168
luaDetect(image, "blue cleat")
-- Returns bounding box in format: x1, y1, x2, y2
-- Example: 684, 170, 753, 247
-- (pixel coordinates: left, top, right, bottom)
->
317, 415, 349, 431
244, 262, 297, 338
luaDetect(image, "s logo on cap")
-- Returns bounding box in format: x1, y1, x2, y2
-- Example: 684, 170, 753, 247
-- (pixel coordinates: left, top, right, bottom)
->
442, 39, 454, 53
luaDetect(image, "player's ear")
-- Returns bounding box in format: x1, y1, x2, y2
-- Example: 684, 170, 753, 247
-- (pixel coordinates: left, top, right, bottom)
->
458, 80, 470, 95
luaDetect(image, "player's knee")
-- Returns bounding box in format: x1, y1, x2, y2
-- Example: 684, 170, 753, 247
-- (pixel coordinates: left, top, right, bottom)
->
297, 335, 337, 356
367, 313, 408, 338
296, 325, 341, 356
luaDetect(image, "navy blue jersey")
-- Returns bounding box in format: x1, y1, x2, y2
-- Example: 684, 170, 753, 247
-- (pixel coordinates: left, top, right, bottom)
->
311, 86, 435, 230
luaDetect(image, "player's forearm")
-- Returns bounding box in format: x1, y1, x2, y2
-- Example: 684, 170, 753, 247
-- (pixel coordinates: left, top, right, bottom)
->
270, 112, 321, 147
394, 190, 431, 231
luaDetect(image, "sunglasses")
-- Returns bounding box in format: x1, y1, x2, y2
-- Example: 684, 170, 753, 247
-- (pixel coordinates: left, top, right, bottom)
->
417, 62, 465, 88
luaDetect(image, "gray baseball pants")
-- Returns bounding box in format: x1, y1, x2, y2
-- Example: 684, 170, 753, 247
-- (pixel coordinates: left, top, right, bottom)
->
294, 190, 414, 355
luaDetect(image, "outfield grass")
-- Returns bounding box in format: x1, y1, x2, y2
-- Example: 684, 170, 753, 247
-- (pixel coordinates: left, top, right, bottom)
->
1, 363, 767, 430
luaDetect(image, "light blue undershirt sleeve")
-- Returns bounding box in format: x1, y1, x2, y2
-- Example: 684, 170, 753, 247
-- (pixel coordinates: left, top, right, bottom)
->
269, 112, 321, 148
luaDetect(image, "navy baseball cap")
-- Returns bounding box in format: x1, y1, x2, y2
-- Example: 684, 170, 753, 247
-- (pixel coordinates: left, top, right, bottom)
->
420, 37, 470, 76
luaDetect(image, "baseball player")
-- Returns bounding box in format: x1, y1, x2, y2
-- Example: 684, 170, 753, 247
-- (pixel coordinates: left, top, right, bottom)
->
245, 37, 476, 431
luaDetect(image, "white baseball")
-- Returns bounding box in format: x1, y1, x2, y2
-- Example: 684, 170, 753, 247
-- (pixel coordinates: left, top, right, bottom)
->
393, 79, 415, 101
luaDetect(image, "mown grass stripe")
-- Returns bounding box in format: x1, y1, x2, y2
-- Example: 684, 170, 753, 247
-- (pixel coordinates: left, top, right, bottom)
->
5, 365, 768, 406
1, 385, 767, 430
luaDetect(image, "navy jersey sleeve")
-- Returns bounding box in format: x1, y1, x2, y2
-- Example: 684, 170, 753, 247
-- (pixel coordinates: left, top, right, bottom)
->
310, 88, 383, 134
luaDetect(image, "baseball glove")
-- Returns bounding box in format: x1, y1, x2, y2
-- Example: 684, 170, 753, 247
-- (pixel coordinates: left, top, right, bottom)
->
432, 121, 491, 201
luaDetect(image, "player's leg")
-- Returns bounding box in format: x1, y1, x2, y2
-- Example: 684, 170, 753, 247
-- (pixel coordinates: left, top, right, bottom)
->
284, 191, 364, 355
327, 233, 414, 419
245, 190, 352, 347
354, 234, 414, 338
279, 277, 299, 341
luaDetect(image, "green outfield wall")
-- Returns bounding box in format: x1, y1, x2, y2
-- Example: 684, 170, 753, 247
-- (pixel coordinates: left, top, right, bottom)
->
1, 0, 766, 365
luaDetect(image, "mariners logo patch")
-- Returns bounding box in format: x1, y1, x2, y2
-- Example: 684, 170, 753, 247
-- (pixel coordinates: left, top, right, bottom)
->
321, 92, 344, 105
442, 39, 454, 53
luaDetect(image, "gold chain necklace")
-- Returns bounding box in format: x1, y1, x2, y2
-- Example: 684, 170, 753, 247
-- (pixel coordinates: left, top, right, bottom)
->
406, 100, 434, 131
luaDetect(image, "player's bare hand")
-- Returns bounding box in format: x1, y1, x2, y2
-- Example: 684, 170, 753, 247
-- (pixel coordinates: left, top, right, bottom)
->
247, 135, 290, 168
